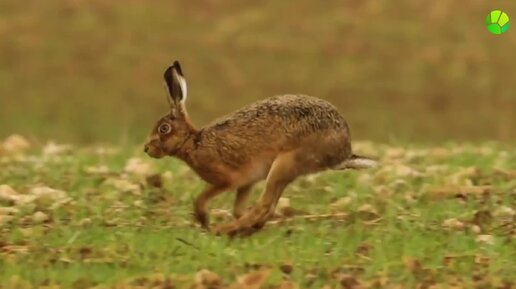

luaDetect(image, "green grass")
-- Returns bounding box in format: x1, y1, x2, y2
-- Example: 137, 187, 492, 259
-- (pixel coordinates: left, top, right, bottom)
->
0, 141, 515, 288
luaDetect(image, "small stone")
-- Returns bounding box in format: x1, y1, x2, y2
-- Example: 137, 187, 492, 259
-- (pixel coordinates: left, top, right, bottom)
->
393, 164, 423, 177
42, 142, 73, 155
356, 204, 379, 220
104, 178, 141, 195
79, 218, 92, 226
475, 234, 495, 245
2, 135, 30, 154
442, 218, 465, 230
0, 207, 19, 216
32, 211, 49, 223
0, 185, 36, 206
275, 197, 296, 217
0, 184, 19, 203
29, 186, 67, 208
470, 225, 482, 234
124, 158, 153, 176
29, 186, 67, 201
195, 269, 222, 288
494, 206, 515, 218
329, 197, 353, 213
0, 215, 14, 226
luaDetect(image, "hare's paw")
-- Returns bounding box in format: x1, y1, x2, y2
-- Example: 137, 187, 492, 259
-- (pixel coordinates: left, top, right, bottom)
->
210, 222, 238, 236
211, 205, 271, 237
211, 221, 263, 237
192, 210, 209, 229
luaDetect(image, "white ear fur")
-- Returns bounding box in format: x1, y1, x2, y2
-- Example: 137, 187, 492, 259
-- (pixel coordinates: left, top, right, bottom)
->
173, 70, 187, 104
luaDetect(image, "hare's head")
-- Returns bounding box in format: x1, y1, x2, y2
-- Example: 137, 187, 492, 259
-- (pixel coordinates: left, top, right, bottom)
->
145, 61, 194, 158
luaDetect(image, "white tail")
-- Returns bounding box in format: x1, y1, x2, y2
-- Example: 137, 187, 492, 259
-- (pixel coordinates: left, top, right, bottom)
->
334, 154, 378, 170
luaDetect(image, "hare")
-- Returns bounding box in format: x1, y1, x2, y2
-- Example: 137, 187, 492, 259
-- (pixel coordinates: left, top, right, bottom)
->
144, 61, 377, 236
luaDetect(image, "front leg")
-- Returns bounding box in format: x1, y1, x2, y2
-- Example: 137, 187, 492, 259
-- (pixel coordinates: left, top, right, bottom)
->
193, 184, 229, 229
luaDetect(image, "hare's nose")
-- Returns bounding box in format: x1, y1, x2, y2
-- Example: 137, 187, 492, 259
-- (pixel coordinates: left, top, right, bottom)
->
144, 145, 149, 153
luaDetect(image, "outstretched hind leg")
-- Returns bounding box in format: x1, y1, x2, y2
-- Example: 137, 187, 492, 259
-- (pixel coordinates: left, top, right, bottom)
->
212, 151, 302, 236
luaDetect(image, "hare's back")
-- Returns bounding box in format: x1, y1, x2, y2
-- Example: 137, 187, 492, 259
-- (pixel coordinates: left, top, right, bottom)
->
208, 94, 349, 140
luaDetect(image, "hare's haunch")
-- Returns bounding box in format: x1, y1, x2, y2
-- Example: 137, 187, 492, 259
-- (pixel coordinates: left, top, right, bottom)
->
144, 61, 377, 236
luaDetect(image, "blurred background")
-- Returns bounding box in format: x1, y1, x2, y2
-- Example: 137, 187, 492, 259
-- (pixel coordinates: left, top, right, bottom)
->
1, 0, 515, 144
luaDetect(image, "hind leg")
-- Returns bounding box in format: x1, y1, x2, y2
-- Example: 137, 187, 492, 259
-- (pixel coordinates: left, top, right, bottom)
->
212, 133, 350, 236
233, 183, 255, 219
212, 151, 303, 235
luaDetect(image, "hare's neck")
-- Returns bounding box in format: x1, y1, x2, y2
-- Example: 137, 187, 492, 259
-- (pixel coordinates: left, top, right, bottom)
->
174, 127, 202, 167
175, 128, 224, 184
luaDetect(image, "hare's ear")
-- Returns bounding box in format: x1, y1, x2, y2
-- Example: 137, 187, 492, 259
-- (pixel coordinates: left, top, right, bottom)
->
163, 61, 187, 115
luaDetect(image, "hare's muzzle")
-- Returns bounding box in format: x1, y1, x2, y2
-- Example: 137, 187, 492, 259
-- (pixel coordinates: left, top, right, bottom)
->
144, 141, 165, 159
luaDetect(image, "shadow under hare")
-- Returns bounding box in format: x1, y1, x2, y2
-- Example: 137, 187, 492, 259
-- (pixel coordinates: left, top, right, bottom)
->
144, 61, 377, 236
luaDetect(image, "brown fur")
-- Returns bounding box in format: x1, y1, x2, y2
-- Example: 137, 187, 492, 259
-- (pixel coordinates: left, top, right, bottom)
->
145, 61, 372, 236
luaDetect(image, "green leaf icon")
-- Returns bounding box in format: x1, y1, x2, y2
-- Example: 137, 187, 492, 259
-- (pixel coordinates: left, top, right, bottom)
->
486, 10, 510, 35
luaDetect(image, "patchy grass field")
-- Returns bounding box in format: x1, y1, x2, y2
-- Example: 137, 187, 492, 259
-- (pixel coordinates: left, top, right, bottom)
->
0, 135, 515, 288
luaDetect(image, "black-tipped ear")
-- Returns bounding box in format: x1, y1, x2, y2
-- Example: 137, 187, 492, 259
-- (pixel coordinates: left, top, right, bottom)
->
173, 60, 183, 77
163, 61, 187, 106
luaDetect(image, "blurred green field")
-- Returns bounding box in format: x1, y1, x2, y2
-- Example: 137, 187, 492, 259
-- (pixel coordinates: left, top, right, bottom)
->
0, 141, 514, 288
1, 0, 515, 143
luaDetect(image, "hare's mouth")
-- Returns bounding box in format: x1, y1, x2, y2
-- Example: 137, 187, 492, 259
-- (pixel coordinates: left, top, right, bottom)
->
144, 144, 165, 159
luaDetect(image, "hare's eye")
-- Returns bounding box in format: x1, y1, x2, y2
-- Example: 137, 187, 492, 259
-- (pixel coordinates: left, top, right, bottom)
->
158, 123, 172, 134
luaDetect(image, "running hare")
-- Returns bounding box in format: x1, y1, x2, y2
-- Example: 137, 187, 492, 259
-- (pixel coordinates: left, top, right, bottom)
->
144, 61, 377, 236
